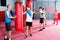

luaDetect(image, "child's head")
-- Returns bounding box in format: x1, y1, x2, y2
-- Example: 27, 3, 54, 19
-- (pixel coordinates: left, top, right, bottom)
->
7, 4, 12, 11
27, 6, 30, 10
39, 7, 42, 10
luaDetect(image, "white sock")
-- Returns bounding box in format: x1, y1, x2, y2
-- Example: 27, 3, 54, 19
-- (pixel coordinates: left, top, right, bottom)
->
4, 36, 7, 39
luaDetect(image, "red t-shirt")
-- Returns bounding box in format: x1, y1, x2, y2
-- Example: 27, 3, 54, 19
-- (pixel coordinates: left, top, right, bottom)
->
54, 12, 58, 18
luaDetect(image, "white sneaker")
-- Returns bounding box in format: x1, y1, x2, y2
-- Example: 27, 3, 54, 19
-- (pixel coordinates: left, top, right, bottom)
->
9, 38, 11, 40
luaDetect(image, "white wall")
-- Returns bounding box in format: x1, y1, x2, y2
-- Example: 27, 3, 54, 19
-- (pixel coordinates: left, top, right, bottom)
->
0, 0, 26, 11
0, 0, 15, 11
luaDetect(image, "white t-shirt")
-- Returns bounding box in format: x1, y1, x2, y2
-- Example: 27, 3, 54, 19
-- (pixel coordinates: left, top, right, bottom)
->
26, 11, 33, 22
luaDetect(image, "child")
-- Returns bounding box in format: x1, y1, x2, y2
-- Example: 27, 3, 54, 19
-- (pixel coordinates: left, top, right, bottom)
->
4, 4, 15, 40
42, 8, 47, 25
25, 6, 33, 38
53, 10, 58, 25
39, 7, 45, 31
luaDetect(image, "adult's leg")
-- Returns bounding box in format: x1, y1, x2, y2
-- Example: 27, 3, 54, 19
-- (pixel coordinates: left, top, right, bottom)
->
7, 31, 12, 40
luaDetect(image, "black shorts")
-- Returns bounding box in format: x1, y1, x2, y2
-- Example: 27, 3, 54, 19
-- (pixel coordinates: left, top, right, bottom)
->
40, 18, 44, 24
26, 22, 32, 27
5, 22, 11, 31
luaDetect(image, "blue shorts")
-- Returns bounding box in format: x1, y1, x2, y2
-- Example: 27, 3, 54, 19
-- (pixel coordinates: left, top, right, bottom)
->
5, 22, 11, 31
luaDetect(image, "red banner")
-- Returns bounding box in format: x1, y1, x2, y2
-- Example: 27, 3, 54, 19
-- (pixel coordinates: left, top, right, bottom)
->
46, 7, 55, 11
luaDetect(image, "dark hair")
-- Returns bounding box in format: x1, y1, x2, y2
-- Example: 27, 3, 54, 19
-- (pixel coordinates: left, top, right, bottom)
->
7, 4, 10, 8
39, 7, 42, 9
42, 8, 44, 10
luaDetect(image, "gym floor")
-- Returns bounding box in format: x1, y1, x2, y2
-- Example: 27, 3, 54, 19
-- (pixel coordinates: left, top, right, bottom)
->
0, 20, 60, 40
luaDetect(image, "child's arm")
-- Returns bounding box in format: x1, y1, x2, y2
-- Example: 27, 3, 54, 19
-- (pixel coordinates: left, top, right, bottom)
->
23, 11, 27, 14
6, 11, 15, 18
31, 11, 33, 18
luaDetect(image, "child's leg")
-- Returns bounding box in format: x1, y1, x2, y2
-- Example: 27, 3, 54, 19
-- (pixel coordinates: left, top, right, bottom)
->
30, 27, 32, 34
45, 18, 47, 25
39, 18, 44, 31
53, 18, 55, 24
26, 26, 29, 36
4, 23, 12, 40
39, 23, 43, 31
7, 31, 12, 40
42, 23, 45, 29
56, 18, 58, 25
24, 26, 29, 38
39, 23, 42, 29
4, 31, 8, 40
42, 19, 45, 29
29, 27, 32, 36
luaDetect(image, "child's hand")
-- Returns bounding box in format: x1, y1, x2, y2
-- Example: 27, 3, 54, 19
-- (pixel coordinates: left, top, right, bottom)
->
12, 16, 16, 18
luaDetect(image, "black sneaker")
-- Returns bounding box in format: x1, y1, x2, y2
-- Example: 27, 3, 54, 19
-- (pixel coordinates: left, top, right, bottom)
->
30, 34, 32, 36
7, 38, 9, 40
4, 36, 7, 40
4, 38, 9, 40
43, 28, 45, 29
4, 38, 7, 40
39, 29, 43, 31
24, 36, 28, 39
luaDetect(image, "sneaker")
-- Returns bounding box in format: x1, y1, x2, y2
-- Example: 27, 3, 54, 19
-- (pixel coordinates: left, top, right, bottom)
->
24, 36, 28, 39
30, 34, 32, 36
39, 29, 43, 31
7, 38, 9, 40
43, 28, 45, 29
4, 36, 7, 40
4, 38, 7, 40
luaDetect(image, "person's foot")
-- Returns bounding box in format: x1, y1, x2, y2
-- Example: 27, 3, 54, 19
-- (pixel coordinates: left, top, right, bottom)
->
4, 37, 9, 40
7, 38, 9, 40
30, 34, 32, 36
9, 38, 11, 40
39, 29, 43, 31
4, 38, 7, 40
24, 36, 28, 39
